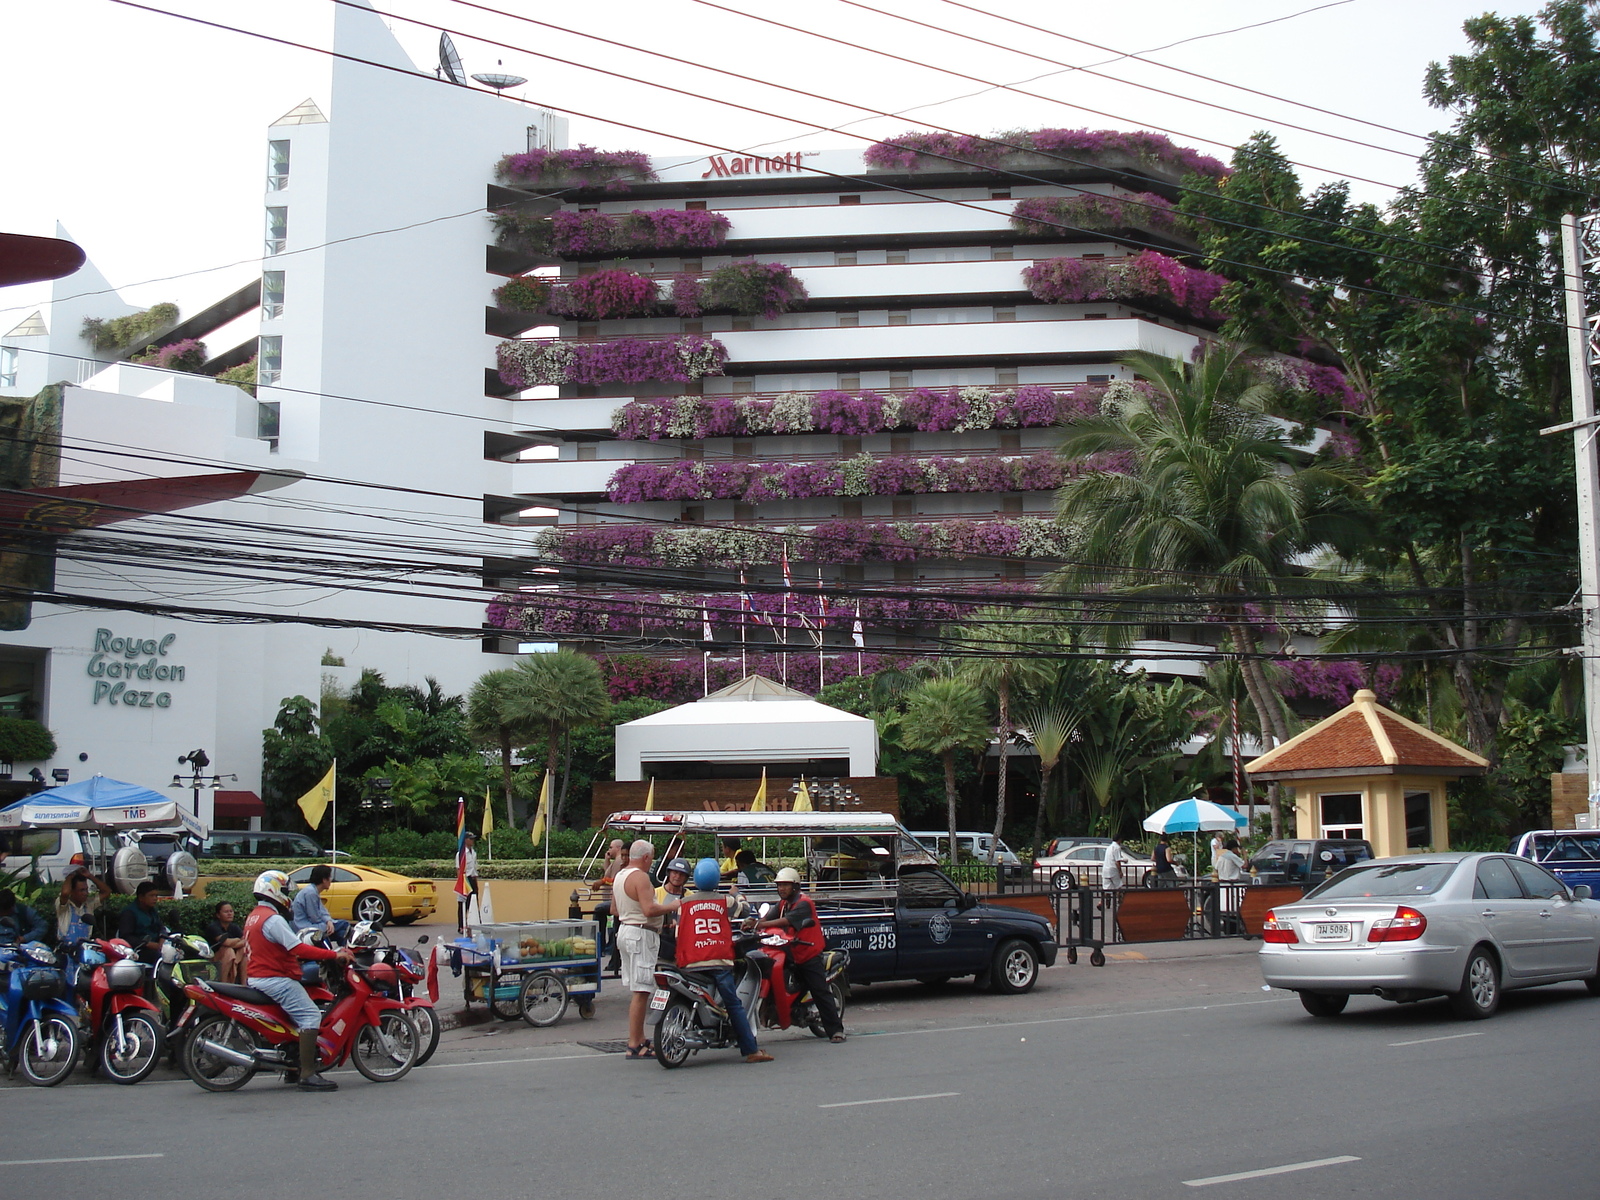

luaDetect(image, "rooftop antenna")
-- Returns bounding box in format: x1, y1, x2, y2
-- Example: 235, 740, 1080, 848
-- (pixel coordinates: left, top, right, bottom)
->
472, 59, 527, 92
437, 32, 466, 85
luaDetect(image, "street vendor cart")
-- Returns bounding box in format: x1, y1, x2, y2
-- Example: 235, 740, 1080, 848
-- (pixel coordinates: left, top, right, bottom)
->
452, 918, 602, 1027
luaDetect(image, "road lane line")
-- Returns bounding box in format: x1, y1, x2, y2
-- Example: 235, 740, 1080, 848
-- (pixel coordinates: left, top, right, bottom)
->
819, 1091, 960, 1108
0, 1154, 164, 1167
1184, 1156, 1360, 1187
419, 1052, 605, 1070
1388, 1031, 1486, 1047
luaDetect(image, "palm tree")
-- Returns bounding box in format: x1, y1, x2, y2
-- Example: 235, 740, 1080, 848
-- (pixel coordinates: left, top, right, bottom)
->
467, 669, 541, 830
509, 650, 612, 829
1052, 347, 1367, 836
897, 677, 992, 862
959, 609, 1051, 864
1020, 701, 1080, 851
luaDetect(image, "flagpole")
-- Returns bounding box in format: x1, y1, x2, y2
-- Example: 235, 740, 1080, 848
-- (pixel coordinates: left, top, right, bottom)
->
818, 566, 825, 694
739, 570, 748, 678
330, 782, 336, 861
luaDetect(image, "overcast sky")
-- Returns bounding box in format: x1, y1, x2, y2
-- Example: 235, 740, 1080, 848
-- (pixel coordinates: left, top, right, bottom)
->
1, 0, 1550, 326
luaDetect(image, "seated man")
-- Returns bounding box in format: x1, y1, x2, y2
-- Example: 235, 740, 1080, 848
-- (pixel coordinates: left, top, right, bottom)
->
117, 881, 170, 965
290, 865, 348, 984
0, 888, 49, 944
734, 849, 776, 886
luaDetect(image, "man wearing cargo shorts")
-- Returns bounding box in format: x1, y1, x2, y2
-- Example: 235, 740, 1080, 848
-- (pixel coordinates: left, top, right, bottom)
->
613, 839, 680, 1058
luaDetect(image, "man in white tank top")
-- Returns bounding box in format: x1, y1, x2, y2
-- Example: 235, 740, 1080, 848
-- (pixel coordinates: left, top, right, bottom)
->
615, 839, 681, 1058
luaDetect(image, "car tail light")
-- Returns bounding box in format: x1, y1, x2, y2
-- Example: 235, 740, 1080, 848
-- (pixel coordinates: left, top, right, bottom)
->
408, 883, 418, 892
1368, 906, 1427, 943
1261, 910, 1298, 944
69, 852, 87, 866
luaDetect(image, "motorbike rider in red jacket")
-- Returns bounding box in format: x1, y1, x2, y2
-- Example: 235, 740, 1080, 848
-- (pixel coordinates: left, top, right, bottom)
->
243, 870, 351, 1092
678, 859, 772, 1064
757, 867, 845, 1043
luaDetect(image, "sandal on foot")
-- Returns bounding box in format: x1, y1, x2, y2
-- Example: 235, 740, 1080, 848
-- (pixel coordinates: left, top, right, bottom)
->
624, 1044, 651, 1059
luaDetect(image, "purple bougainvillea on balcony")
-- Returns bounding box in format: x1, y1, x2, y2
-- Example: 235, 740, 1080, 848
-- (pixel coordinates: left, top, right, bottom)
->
610, 384, 1099, 441
132, 338, 207, 372
1010, 193, 1194, 241
547, 269, 660, 320
551, 209, 731, 256
497, 335, 727, 388
863, 127, 1228, 178
1024, 252, 1226, 320
497, 146, 657, 192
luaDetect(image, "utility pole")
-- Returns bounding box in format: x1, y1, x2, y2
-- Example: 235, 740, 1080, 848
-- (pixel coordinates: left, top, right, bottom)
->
1555, 213, 1600, 825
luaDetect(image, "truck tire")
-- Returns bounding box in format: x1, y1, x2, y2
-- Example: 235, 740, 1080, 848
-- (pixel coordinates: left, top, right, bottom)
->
990, 939, 1039, 994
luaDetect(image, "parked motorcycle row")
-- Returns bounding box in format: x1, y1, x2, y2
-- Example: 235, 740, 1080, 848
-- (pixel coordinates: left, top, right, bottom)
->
0, 920, 437, 1089
648, 904, 851, 1070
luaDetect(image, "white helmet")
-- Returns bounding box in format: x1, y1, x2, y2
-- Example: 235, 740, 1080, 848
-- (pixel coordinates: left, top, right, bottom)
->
252, 869, 291, 907
775, 867, 802, 885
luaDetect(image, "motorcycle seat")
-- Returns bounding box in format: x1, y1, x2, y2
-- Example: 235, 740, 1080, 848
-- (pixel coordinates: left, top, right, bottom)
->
208, 981, 277, 1006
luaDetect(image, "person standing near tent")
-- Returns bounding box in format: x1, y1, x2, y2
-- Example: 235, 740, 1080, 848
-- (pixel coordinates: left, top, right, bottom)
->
1152, 834, 1178, 887
457, 832, 480, 932
614, 839, 680, 1059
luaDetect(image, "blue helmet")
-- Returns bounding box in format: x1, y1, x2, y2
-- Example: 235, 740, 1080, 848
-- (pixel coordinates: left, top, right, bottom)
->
693, 858, 721, 891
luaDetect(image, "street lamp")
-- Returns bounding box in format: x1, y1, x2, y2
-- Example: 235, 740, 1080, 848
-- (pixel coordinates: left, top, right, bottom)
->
361, 778, 395, 856
170, 749, 237, 817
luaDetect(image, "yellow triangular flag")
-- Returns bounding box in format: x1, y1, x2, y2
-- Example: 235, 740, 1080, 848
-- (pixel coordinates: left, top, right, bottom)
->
529, 771, 551, 845
793, 778, 813, 812
644, 778, 655, 811
750, 767, 767, 813
482, 786, 494, 837
296, 760, 335, 831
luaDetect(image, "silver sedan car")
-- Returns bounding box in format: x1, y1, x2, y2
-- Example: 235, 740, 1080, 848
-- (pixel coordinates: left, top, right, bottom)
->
1259, 852, 1600, 1019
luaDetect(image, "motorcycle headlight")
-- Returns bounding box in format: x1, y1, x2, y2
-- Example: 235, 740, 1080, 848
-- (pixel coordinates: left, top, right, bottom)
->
24, 942, 55, 964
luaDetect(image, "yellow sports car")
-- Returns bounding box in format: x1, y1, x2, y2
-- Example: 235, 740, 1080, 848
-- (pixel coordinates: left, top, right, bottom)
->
285, 864, 437, 925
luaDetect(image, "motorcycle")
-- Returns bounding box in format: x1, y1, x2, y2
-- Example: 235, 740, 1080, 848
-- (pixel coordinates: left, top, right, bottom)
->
71, 938, 165, 1084
1, 941, 81, 1086
347, 922, 440, 1066
747, 919, 850, 1037
175, 947, 420, 1091
150, 931, 215, 1060
647, 929, 766, 1070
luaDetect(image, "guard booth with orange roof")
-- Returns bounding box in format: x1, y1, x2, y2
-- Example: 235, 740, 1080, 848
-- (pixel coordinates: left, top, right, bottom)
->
1245, 689, 1488, 858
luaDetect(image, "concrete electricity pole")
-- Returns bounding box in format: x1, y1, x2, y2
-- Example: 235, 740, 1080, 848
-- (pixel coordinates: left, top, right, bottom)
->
1551, 213, 1600, 822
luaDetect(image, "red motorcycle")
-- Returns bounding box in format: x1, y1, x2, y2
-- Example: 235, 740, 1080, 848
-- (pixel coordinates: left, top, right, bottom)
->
746, 923, 850, 1037
347, 922, 440, 1066
73, 938, 165, 1084
175, 953, 420, 1091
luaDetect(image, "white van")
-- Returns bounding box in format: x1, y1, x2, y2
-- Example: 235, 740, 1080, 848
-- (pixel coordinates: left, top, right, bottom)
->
909, 830, 1024, 876
0, 826, 121, 885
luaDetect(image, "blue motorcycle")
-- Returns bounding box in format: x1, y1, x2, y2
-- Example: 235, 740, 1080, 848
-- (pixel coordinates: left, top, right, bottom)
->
1, 941, 81, 1086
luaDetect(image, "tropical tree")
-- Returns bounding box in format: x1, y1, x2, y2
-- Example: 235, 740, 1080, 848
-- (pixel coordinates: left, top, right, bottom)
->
1051, 347, 1368, 834
509, 650, 613, 829
261, 695, 334, 831
467, 669, 543, 829
1020, 700, 1079, 851
896, 677, 992, 861
1069, 669, 1208, 837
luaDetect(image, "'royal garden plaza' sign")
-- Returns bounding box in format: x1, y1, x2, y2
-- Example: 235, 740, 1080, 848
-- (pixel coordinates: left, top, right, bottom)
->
86, 628, 186, 708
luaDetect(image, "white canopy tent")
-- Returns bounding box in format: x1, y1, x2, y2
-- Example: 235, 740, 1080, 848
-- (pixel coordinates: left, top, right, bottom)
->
613, 676, 878, 781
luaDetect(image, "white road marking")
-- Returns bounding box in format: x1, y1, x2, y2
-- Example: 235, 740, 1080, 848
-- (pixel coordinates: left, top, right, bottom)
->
1388, 1031, 1486, 1047
0, 1154, 164, 1167
1184, 1156, 1360, 1187
418, 1052, 605, 1069
819, 1091, 960, 1108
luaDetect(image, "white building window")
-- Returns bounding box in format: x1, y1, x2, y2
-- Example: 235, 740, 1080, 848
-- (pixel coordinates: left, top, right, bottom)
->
0, 347, 16, 389
268, 140, 291, 190
265, 207, 288, 255
262, 271, 285, 320
259, 335, 283, 384
256, 400, 281, 442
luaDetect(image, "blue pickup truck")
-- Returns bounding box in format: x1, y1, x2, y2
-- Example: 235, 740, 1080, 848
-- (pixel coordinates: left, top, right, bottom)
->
1509, 831, 1600, 893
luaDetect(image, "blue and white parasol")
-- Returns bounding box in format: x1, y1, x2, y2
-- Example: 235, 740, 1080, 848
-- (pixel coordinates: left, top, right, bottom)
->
1142, 797, 1249, 834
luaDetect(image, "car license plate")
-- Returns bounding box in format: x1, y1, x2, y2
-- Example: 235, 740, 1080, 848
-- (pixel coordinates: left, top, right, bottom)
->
648, 988, 669, 1010
1311, 922, 1352, 942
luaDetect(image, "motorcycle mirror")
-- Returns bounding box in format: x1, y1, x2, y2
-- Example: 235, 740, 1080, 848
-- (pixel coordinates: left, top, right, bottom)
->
416, 934, 430, 945
758, 902, 775, 919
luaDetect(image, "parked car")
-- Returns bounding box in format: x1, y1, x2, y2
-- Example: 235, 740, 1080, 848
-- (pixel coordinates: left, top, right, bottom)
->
0, 826, 140, 888
284, 864, 436, 925
1508, 831, 1600, 895
909, 831, 1024, 877
1032, 841, 1177, 891
197, 830, 346, 860
1248, 839, 1373, 886
1259, 852, 1600, 1019
1040, 836, 1112, 860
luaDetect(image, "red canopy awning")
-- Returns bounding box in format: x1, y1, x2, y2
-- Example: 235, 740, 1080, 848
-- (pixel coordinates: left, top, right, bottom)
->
214, 790, 265, 818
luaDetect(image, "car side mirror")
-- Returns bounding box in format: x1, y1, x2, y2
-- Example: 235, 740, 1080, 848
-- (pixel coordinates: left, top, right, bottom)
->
1574, 885, 1592, 901
960, 892, 977, 910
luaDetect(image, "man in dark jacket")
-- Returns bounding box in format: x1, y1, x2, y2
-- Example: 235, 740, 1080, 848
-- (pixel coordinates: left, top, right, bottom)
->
118, 881, 169, 963
0, 888, 49, 944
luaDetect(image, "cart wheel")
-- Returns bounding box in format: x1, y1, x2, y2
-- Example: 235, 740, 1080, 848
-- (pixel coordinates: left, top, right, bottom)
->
489, 981, 522, 1021
518, 971, 570, 1028
1089, 948, 1106, 967
1066, 947, 1078, 965
577, 999, 596, 1020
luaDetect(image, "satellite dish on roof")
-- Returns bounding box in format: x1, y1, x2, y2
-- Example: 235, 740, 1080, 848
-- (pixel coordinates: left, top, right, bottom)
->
472, 59, 527, 92
438, 32, 466, 85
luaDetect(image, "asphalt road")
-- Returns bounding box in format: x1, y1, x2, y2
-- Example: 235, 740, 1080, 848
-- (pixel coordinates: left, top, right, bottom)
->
4, 943, 1595, 1198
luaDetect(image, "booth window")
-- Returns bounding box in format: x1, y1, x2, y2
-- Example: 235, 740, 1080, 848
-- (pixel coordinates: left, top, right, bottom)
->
1404, 790, 1433, 849
1318, 793, 1363, 839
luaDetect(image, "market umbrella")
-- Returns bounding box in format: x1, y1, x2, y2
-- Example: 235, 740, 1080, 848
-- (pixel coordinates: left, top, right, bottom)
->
1143, 798, 1248, 876
0, 775, 208, 838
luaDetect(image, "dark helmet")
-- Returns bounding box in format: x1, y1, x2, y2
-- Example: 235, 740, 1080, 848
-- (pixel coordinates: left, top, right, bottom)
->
663, 857, 691, 877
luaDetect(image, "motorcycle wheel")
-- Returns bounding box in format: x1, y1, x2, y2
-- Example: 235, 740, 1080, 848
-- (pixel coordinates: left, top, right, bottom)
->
352, 1011, 419, 1083
99, 1012, 165, 1085
181, 1014, 259, 1092
808, 981, 847, 1039
18, 1016, 79, 1087
654, 998, 695, 1069
409, 1004, 442, 1066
